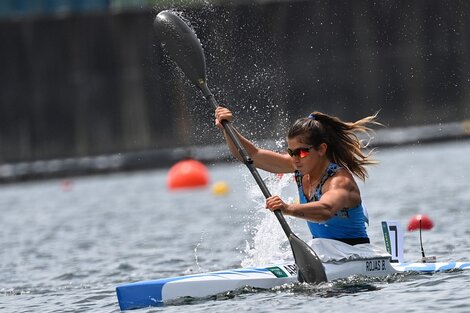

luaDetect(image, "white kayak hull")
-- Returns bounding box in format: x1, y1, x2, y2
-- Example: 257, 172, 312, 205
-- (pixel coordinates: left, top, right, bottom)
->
116, 259, 470, 310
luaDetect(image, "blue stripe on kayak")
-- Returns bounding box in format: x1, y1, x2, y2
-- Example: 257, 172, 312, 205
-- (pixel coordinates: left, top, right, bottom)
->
403, 264, 436, 272
116, 267, 274, 310
458, 262, 470, 270
436, 262, 456, 271
398, 262, 470, 273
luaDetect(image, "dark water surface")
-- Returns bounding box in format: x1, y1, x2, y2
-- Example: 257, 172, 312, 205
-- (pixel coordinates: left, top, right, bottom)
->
1, 141, 469, 312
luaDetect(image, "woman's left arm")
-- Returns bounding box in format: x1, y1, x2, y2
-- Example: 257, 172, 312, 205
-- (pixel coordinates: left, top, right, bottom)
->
266, 174, 361, 222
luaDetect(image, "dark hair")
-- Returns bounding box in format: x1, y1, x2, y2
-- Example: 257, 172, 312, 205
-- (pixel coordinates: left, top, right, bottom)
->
287, 111, 380, 181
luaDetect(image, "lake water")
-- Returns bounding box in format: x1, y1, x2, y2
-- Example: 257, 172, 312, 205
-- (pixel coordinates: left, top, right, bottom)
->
1, 140, 469, 312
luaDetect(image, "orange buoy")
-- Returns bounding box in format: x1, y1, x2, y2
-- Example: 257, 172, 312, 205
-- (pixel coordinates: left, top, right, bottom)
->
167, 159, 209, 190
407, 214, 434, 231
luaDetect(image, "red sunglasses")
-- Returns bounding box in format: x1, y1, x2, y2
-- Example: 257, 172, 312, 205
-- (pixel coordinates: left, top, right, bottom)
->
286, 146, 314, 158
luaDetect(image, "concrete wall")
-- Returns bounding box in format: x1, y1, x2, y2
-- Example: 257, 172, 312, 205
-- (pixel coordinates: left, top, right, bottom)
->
1, 0, 469, 163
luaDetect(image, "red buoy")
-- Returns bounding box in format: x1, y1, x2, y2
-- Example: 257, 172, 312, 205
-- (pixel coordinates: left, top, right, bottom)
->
61, 180, 73, 192
167, 159, 209, 190
407, 214, 434, 231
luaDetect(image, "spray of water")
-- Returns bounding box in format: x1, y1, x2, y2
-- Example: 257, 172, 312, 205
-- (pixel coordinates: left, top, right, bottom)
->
155, 3, 293, 146
240, 171, 300, 268
155, 3, 301, 267
193, 230, 206, 272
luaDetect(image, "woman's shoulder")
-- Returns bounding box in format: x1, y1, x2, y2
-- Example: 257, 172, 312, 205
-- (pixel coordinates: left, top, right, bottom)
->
326, 167, 358, 190
335, 166, 354, 178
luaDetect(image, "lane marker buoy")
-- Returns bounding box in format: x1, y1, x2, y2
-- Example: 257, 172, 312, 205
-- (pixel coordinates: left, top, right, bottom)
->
211, 181, 229, 196
407, 214, 434, 231
407, 214, 436, 263
167, 159, 209, 190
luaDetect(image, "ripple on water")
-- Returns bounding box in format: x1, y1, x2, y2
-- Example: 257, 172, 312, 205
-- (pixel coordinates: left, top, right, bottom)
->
1, 143, 470, 313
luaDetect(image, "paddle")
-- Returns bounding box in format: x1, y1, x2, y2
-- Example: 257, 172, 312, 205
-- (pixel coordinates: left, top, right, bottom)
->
154, 10, 327, 284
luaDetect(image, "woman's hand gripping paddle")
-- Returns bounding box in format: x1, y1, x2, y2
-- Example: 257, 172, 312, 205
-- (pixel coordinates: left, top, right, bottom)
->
153, 10, 327, 284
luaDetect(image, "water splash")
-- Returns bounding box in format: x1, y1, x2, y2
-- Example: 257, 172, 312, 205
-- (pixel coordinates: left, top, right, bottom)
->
193, 231, 206, 272
156, 3, 293, 146
241, 172, 299, 267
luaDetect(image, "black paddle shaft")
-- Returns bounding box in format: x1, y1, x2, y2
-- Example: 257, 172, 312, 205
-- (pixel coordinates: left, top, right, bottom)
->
204, 91, 327, 283
199, 84, 293, 237
154, 10, 327, 283
152, 11, 293, 231
200, 74, 327, 284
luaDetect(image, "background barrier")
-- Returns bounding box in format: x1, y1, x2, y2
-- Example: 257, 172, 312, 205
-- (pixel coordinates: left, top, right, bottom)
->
1, 1, 469, 164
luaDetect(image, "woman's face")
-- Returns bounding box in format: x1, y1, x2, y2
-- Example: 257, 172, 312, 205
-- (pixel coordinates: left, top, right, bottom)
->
287, 136, 328, 175
287, 136, 317, 174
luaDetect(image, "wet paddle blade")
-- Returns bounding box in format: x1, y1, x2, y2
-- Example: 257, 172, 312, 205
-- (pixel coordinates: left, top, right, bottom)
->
153, 10, 208, 91
289, 234, 327, 283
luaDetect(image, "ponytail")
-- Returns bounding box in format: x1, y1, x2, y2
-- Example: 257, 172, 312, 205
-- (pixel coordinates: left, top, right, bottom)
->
288, 111, 380, 181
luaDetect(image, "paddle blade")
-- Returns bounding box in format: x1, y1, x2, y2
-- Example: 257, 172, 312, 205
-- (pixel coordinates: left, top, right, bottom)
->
289, 234, 327, 284
154, 11, 208, 92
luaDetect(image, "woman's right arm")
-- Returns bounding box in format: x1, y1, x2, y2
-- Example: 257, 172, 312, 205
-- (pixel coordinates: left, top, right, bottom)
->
215, 107, 294, 174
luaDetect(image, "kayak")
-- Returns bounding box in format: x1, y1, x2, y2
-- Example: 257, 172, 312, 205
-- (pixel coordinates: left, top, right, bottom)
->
116, 259, 470, 310
116, 220, 470, 310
